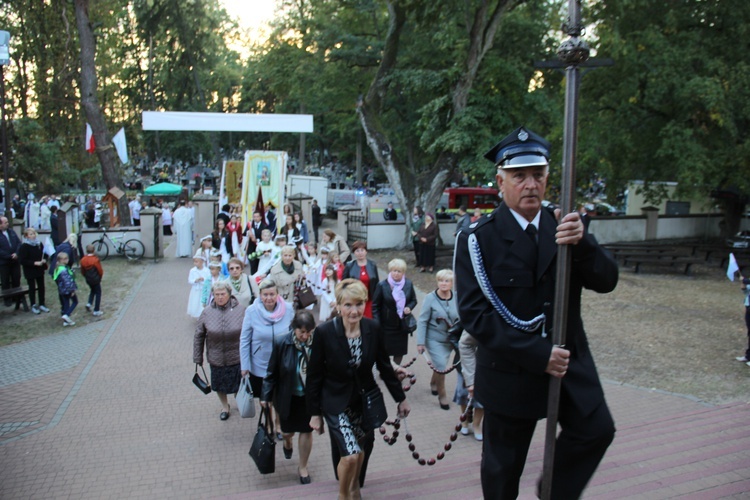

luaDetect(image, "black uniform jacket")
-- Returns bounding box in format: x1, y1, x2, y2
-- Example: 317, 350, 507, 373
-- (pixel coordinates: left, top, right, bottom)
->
306, 317, 405, 416
455, 203, 618, 420
262, 331, 306, 421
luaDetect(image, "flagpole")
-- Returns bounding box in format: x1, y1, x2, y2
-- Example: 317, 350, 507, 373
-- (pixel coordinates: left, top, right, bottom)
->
540, 1, 589, 498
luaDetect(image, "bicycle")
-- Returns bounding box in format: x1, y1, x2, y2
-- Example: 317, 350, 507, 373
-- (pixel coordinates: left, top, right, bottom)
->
92, 229, 145, 261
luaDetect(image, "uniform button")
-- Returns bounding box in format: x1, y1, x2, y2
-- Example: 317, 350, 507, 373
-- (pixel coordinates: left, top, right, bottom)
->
509, 278, 514, 282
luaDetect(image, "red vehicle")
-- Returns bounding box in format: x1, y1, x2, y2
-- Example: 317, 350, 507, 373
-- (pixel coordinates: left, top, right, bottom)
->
439, 187, 499, 211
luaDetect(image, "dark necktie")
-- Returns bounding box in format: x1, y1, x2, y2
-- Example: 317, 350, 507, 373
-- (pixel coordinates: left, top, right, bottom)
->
525, 224, 538, 271
525, 224, 538, 245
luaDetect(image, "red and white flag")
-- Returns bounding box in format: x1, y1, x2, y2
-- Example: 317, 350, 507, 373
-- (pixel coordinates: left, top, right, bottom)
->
85, 123, 96, 153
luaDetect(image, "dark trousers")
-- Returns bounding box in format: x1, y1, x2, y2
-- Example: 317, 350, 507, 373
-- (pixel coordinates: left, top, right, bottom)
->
27, 275, 45, 306
87, 284, 102, 311
744, 307, 750, 359
0, 261, 21, 306
412, 241, 420, 264
481, 396, 615, 500
313, 225, 320, 244
59, 293, 78, 317
133, 219, 141, 226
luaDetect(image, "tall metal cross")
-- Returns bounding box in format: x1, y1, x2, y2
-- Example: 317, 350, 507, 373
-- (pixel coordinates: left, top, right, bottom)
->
536, 2, 611, 499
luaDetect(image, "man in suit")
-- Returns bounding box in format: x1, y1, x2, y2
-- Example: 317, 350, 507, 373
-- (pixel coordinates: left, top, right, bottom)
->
244, 211, 267, 275
455, 127, 618, 499
311, 199, 322, 243
0, 216, 23, 307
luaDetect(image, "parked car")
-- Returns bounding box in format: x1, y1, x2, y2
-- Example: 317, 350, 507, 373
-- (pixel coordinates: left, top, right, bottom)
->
727, 231, 750, 249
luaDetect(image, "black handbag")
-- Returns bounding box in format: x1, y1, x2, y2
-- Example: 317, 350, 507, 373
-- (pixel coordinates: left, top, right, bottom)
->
249, 406, 276, 474
192, 364, 211, 394
402, 313, 417, 334
360, 384, 388, 430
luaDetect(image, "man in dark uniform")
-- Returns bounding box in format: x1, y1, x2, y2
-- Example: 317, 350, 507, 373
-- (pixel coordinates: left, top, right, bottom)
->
455, 126, 618, 499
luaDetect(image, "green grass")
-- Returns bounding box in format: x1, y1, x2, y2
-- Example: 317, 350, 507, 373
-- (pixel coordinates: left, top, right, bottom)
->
0, 257, 148, 346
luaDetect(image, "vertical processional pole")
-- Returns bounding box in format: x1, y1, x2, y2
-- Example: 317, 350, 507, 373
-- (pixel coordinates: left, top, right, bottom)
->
540, 1, 589, 499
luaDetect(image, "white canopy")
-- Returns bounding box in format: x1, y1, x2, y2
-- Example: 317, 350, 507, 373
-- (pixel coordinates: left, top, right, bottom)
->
142, 111, 313, 133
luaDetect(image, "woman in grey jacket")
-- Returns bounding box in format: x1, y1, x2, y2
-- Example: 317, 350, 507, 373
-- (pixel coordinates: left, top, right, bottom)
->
416, 269, 460, 410
240, 279, 295, 399
193, 282, 245, 420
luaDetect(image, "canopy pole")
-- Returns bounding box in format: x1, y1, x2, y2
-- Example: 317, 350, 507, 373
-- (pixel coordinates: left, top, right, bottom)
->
540, 1, 589, 498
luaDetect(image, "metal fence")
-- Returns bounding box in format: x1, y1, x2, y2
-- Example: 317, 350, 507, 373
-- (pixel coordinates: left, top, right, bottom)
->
346, 213, 367, 244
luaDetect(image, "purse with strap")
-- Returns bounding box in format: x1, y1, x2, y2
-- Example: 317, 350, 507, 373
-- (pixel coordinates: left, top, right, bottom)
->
192, 364, 211, 395
249, 406, 276, 474
295, 278, 317, 309
236, 374, 255, 418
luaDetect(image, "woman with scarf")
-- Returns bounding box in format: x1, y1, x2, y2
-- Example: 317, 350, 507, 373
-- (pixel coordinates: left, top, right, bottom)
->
269, 245, 304, 304
18, 227, 47, 313
240, 278, 295, 410
225, 258, 254, 308
342, 241, 379, 319
372, 258, 417, 365
261, 310, 317, 485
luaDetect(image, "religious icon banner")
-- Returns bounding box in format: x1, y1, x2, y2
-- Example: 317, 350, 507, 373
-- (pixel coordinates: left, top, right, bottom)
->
240, 151, 287, 231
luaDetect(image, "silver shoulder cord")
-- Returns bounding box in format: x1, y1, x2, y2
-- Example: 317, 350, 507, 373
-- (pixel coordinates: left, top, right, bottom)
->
467, 232, 546, 334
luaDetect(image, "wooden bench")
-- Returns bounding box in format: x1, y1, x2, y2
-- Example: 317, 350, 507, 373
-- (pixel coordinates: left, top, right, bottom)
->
0, 286, 30, 309
626, 256, 703, 276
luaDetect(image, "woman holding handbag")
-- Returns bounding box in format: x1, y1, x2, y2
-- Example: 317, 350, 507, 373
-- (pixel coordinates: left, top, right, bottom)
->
306, 279, 411, 500
416, 269, 460, 410
261, 310, 317, 484
240, 279, 295, 420
372, 258, 417, 365
193, 282, 245, 420
269, 246, 304, 304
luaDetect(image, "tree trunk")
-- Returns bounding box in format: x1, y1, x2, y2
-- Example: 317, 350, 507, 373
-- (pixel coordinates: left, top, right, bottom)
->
357, 1, 517, 246
74, 0, 130, 225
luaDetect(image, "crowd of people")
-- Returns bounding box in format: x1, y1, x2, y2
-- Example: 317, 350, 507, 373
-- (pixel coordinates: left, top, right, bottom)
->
190, 206, 484, 497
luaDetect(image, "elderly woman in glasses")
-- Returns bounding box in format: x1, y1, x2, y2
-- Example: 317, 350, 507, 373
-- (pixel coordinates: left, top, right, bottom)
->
225, 257, 254, 308
194, 281, 245, 420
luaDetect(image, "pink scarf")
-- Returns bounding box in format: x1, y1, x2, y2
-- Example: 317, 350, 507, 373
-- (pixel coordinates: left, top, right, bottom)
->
256, 295, 288, 322
388, 273, 406, 318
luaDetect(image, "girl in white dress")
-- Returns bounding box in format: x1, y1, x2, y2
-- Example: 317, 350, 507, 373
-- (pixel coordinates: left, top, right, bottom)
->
253, 229, 278, 278
187, 255, 210, 318
318, 264, 338, 323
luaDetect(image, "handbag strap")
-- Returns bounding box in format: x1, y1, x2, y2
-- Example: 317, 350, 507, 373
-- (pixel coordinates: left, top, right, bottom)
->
195, 363, 208, 381
259, 405, 275, 435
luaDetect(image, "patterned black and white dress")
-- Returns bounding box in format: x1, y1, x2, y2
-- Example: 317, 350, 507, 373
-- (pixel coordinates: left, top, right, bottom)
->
324, 336, 366, 456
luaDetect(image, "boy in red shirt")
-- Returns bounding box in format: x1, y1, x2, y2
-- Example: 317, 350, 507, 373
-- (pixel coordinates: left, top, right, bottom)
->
79, 244, 104, 316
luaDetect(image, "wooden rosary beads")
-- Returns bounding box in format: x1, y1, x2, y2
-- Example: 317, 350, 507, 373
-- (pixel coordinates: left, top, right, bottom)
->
420, 352, 461, 375
379, 403, 475, 466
